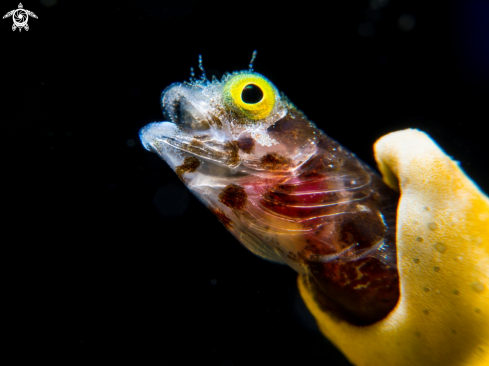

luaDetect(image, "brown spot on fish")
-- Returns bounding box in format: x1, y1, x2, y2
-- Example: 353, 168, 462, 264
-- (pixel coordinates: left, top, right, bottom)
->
226, 141, 240, 166
219, 184, 247, 210
237, 136, 255, 154
260, 152, 290, 171
175, 156, 200, 179
211, 208, 232, 228
207, 112, 222, 128
191, 139, 204, 147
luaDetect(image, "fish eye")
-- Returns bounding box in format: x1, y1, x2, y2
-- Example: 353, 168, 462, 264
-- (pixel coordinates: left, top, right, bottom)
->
223, 73, 276, 121
241, 84, 263, 104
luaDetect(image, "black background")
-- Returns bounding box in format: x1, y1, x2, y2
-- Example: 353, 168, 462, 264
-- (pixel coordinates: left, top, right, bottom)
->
3, 0, 489, 364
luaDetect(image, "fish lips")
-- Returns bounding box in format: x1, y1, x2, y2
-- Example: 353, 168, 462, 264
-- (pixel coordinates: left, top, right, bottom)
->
139, 121, 179, 154
139, 121, 240, 169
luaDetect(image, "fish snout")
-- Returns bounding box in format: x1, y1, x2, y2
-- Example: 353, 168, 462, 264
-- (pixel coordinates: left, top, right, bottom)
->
139, 122, 179, 153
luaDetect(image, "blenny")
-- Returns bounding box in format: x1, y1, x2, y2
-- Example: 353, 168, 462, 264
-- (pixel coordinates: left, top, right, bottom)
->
140, 55, 489, 366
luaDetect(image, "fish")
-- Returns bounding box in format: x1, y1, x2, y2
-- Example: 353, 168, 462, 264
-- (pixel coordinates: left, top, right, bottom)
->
140, 55, 489, 365
139, 54, 400, 326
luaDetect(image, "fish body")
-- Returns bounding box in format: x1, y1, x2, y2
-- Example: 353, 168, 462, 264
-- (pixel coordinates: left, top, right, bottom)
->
140, 70, 400, 325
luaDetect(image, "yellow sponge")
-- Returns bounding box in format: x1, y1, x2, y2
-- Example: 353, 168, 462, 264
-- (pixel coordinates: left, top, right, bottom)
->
299, 129, 489, 366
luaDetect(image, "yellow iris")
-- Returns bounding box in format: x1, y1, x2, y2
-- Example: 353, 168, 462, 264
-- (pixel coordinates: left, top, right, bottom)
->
222, 72, 276, 121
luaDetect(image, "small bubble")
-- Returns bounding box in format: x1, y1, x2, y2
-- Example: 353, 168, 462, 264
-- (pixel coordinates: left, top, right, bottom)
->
211, 279, 217, 285
398, 13, 416, 31
452, 289, 460, 295
413, 258, 420, 264
422, 309, 429, 314
127, 139, 136, 147
434, 242, 446, 253
428, 222, 438, 230
423, 287, 430, 292
433, 266, 440, 272
416, 237, 424, 242
424, 206, 430, 211
471, 281, 485, 293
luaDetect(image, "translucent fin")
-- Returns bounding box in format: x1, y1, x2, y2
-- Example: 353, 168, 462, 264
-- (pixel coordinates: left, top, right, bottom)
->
238, 230, 286, 264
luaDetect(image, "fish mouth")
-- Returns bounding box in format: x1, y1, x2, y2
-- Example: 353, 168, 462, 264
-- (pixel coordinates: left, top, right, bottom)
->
141, 82, 242, 169
139, 122, 241, 168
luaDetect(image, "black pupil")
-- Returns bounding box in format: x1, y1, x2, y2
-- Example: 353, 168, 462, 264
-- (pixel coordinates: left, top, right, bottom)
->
241, 84, 263, 104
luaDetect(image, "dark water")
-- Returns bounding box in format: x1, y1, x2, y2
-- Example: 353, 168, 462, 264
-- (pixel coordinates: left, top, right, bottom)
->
3, 0, 489, 364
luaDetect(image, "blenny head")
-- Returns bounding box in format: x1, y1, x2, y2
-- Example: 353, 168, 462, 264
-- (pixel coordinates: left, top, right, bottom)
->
139, 55, 341, 265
